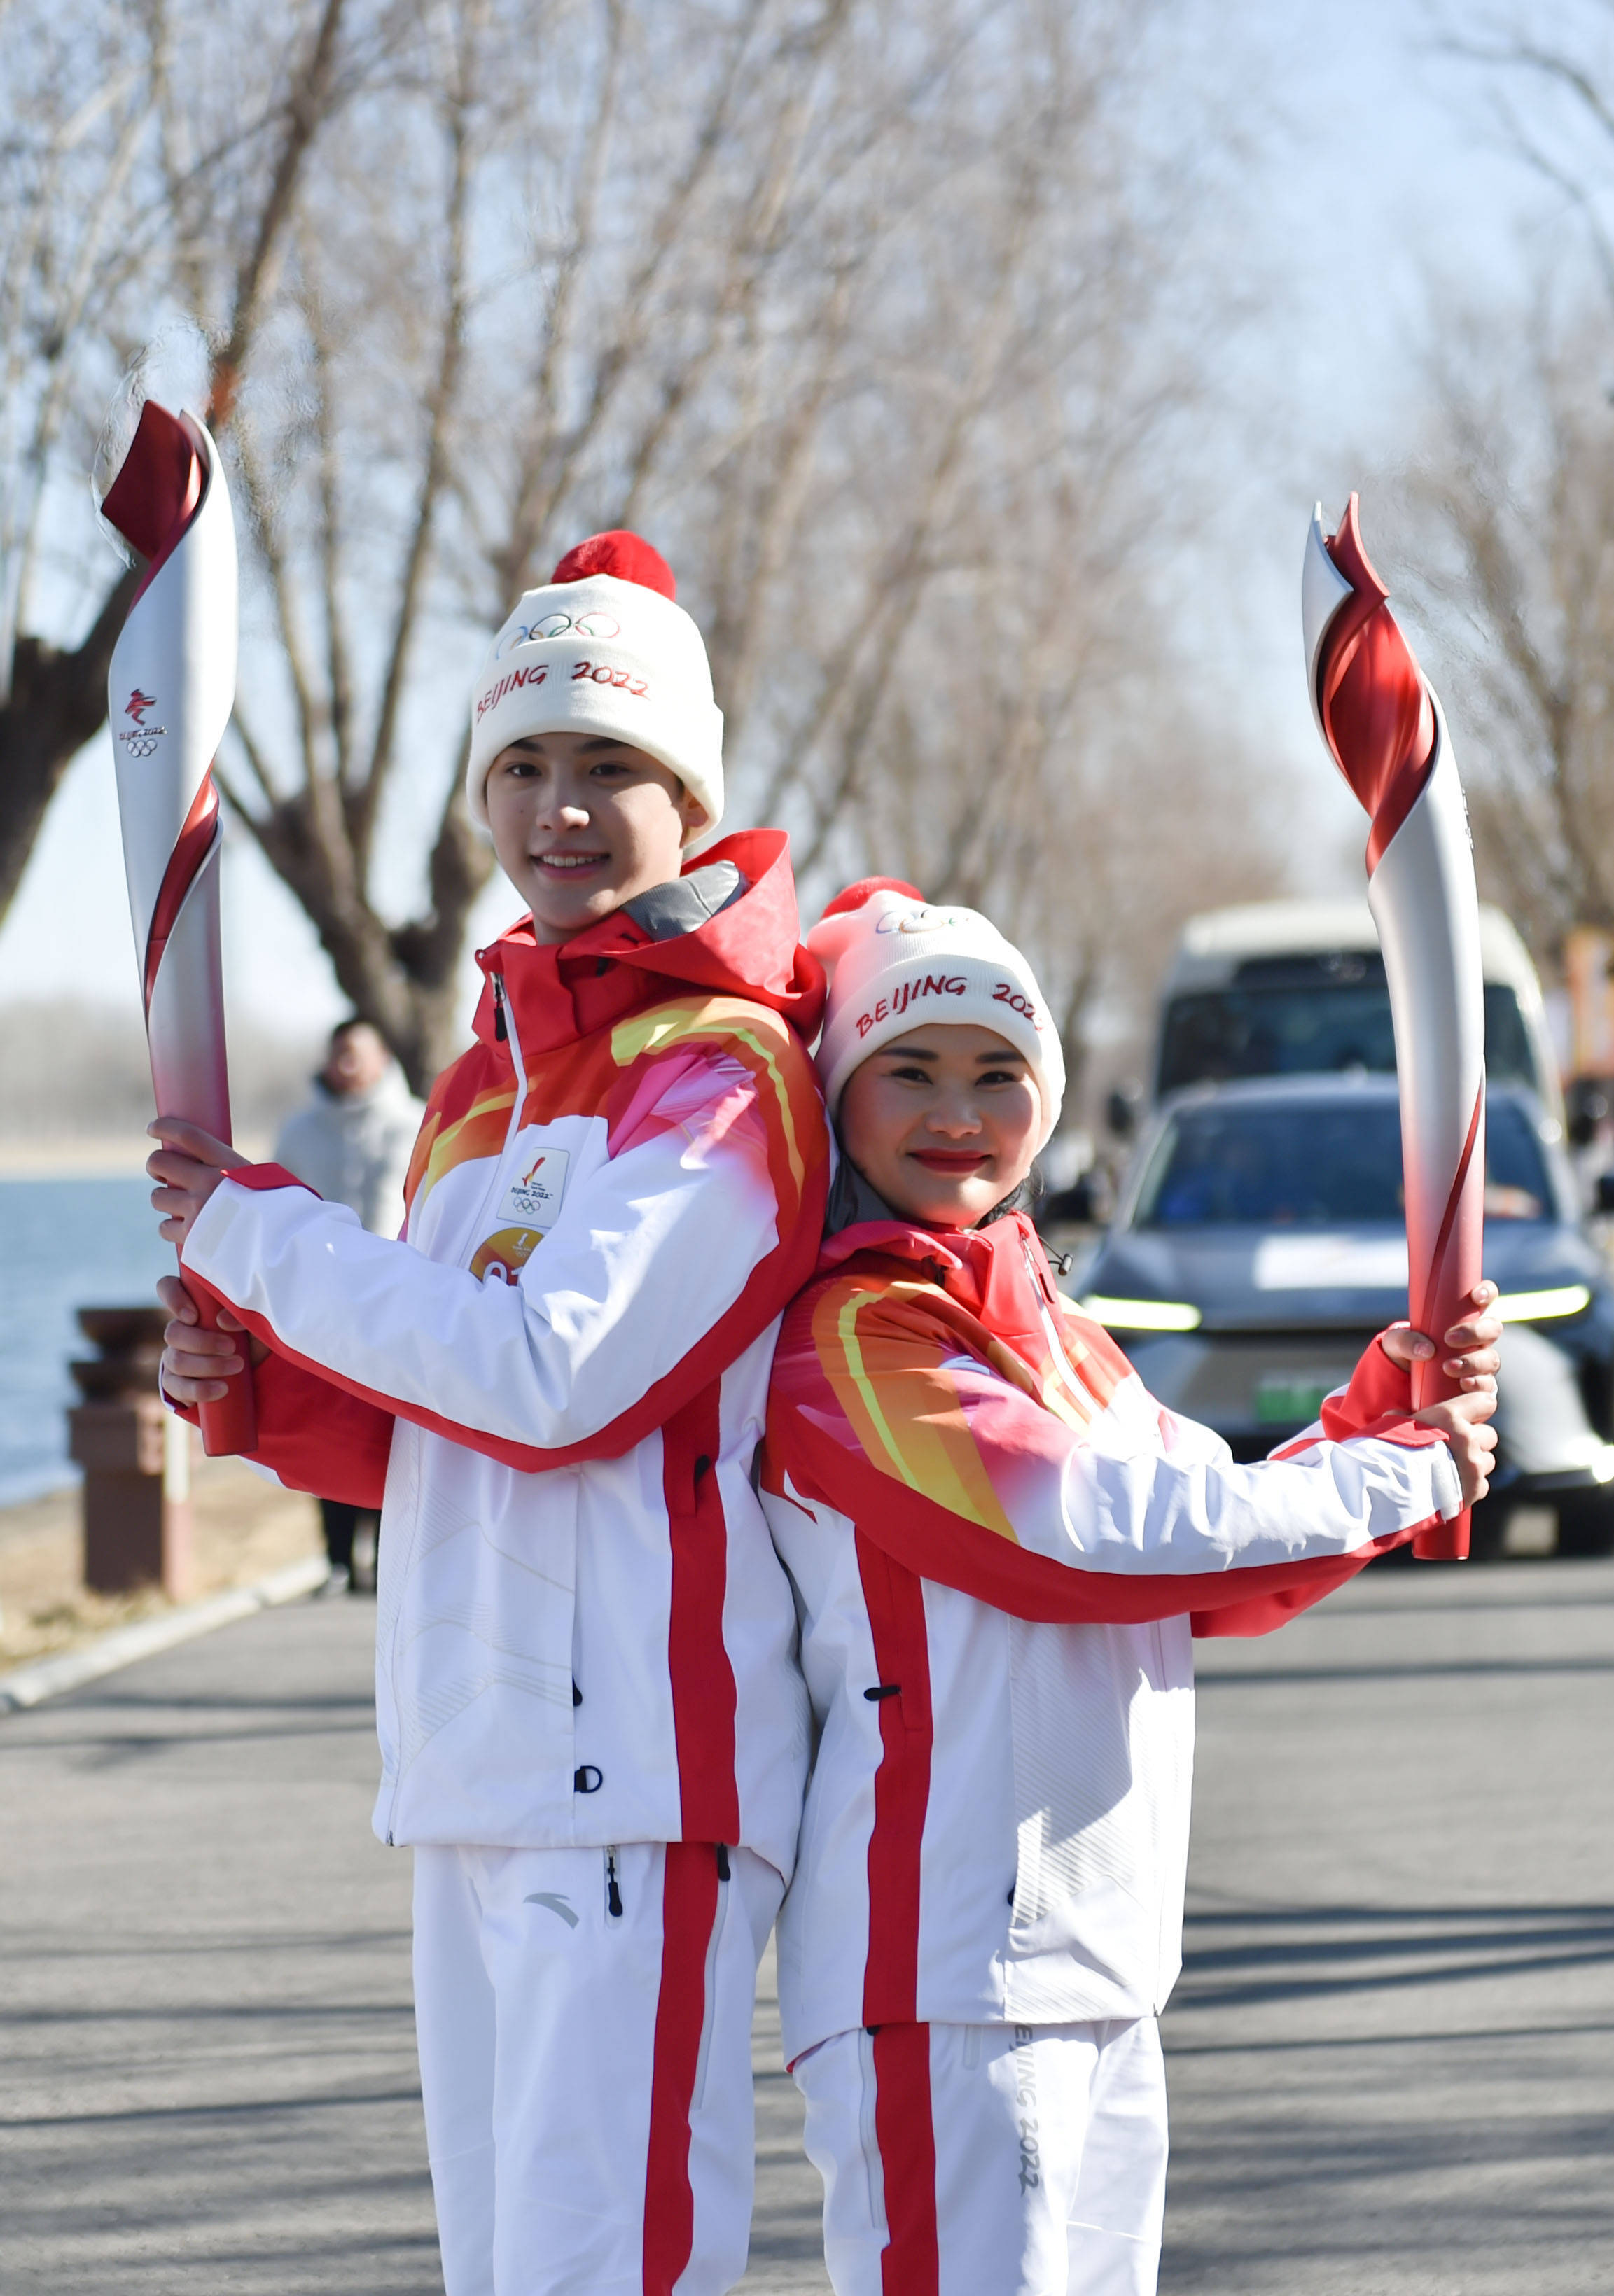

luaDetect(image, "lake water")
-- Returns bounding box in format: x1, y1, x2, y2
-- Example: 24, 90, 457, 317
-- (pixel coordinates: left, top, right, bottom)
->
0, 1179, 172, 1504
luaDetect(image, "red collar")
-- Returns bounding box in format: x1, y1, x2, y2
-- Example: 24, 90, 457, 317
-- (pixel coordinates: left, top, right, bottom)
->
816, 1210, 1061, 1339
469, 828, 826, 1054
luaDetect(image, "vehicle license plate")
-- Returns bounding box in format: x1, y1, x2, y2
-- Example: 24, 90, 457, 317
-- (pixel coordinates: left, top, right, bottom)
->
1254, 1372, 1337, 1424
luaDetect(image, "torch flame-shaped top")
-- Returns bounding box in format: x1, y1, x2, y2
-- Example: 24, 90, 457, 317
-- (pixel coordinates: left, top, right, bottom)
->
100, 402, 235, 1021
100, 400, 205, 606
1315, 494, 1437, 870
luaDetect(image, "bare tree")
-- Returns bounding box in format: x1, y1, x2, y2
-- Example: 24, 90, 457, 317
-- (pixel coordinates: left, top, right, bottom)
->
4, 0, 1271, 1099
0, 0, 376, 920
1432, 2, 1614, 303
1372, 290, 1614, 965
1375, 9, 1614, 962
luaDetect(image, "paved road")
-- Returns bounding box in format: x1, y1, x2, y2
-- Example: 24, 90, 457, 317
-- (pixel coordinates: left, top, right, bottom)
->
2, 1560, 1610, 2292
1162, 1555, 1614, 2294
0, 1595, 826, 2295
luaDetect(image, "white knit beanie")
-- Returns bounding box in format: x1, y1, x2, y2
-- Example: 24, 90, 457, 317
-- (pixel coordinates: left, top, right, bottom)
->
466, 531, 723, 838
807, 878, 1066, 1147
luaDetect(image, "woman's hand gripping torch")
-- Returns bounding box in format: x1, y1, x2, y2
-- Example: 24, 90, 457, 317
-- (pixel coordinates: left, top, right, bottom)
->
99, 400, 256, 1457
1303, 495, 1484, 1559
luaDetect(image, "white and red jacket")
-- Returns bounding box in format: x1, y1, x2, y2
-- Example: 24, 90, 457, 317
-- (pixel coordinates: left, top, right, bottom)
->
758, 1210, 1461, 2064
178, 832, 828, 1875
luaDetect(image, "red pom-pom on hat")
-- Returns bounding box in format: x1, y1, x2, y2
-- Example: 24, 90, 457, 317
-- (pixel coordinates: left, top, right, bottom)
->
550, 530, 676, 600
819, 876, 925, 920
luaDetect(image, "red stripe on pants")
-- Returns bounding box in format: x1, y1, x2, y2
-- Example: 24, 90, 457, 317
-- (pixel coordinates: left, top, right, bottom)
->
662, 1387, 742, 1842
643, 1842, 721, 2295
872, 2024, 940, 2296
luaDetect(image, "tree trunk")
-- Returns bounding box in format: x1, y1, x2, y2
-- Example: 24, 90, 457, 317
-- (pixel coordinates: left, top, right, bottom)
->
235, 776, 496, 1096
0, 568, 137, 925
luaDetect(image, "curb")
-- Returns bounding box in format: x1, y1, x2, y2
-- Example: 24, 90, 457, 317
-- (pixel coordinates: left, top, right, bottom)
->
0, 1553, 331, 1715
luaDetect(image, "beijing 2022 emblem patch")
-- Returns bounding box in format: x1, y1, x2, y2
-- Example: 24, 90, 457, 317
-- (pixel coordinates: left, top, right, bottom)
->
500, 1147, 569, 1227
470, 1147, 571, 1287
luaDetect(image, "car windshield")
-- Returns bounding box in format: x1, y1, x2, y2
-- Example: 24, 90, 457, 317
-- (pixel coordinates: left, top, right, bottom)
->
1157, 974, 1538, 1096
1133, 1097, 1555, 1228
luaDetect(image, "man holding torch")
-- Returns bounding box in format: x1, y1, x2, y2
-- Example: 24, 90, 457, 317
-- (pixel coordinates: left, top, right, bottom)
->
139, 524, 836, 2296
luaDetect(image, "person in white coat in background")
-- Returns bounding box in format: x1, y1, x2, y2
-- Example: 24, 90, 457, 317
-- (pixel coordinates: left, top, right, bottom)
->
274, 1018, 424, 1588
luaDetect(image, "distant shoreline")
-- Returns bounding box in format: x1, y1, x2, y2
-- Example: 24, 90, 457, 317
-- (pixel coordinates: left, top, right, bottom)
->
0, 1135, 272, 1179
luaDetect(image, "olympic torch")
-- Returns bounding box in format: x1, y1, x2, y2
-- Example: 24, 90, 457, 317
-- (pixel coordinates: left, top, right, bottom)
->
99, 400, 256, 1456
1303, 495, 1482, 1559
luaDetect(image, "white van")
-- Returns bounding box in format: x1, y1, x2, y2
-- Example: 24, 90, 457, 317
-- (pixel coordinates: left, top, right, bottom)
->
1153, 897, 1562, 1121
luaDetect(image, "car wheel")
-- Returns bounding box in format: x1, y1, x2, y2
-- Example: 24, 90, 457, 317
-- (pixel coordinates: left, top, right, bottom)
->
1556, 1491, 1614, 1559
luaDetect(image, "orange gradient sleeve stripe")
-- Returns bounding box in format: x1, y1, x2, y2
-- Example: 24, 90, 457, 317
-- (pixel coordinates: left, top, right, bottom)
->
809, 1278, 1020, 1542
408, 1086, 516, 1214
405, 1032, 658, 1220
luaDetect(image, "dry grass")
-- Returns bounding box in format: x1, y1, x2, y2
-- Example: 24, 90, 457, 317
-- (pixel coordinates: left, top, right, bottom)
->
0, 1443, 322, 1667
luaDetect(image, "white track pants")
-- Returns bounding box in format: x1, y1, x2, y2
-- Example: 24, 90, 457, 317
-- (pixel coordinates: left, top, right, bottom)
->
793, 2017, 1168, 2296
413, 1841, 782, 2296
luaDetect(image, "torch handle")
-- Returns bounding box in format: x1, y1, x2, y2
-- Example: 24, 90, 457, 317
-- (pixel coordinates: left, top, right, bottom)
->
184, 1262, 258, 1457
1413, 1509, 1469, 1562
1407, 1342, 1470, 1560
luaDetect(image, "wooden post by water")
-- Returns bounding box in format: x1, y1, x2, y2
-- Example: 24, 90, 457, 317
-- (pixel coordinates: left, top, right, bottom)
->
68, 1308, 193, 1600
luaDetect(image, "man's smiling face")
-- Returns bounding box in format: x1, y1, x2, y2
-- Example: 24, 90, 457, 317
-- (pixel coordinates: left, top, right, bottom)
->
483, 729, 709, 944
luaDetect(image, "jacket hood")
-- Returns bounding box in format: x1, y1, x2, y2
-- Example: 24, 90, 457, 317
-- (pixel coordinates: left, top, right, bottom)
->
471, 828, 827, 1054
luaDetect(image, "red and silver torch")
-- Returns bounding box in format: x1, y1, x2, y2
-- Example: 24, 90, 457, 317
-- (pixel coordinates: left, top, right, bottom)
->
1303, 494, 1482, 1560
99, 400, 256, 1456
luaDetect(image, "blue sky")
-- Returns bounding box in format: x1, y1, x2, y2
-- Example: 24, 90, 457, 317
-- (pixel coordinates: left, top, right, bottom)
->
0, 0, 1560, 1042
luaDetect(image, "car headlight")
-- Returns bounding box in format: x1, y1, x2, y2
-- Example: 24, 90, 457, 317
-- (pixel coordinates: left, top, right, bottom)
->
1493, 1284, 1592, 1323
1080, 1295, 1202, 1332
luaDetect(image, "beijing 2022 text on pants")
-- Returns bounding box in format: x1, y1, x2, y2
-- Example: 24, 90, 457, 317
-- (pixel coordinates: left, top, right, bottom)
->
412, 1840, 784, 2296
792, 2015, 1168, 2296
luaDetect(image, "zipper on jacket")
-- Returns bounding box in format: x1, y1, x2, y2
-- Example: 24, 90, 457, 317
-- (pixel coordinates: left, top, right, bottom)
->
1024, 1233, 1085, 1404
606, 1848, 623, 1919
1022, 1231, 1057, 1306
459, 967, 531, 1271
496, 974, 526, 1149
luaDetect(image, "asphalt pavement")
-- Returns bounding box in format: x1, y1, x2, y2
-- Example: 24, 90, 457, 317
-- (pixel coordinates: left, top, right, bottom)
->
2, 1560, 1610, 2292
1163, 1555, 1614, 2294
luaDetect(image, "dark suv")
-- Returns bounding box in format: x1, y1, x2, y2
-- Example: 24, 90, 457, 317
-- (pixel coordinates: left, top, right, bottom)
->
1070, 1074, 1614, 1558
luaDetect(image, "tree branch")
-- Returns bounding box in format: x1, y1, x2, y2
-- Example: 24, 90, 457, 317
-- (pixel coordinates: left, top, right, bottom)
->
353, 5, 478, 862
206, 0, 353, 431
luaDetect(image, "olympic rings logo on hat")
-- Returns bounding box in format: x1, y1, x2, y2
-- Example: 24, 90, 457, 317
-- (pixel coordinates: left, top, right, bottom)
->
873, 904, 974, 936
495, 608, 621, 659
